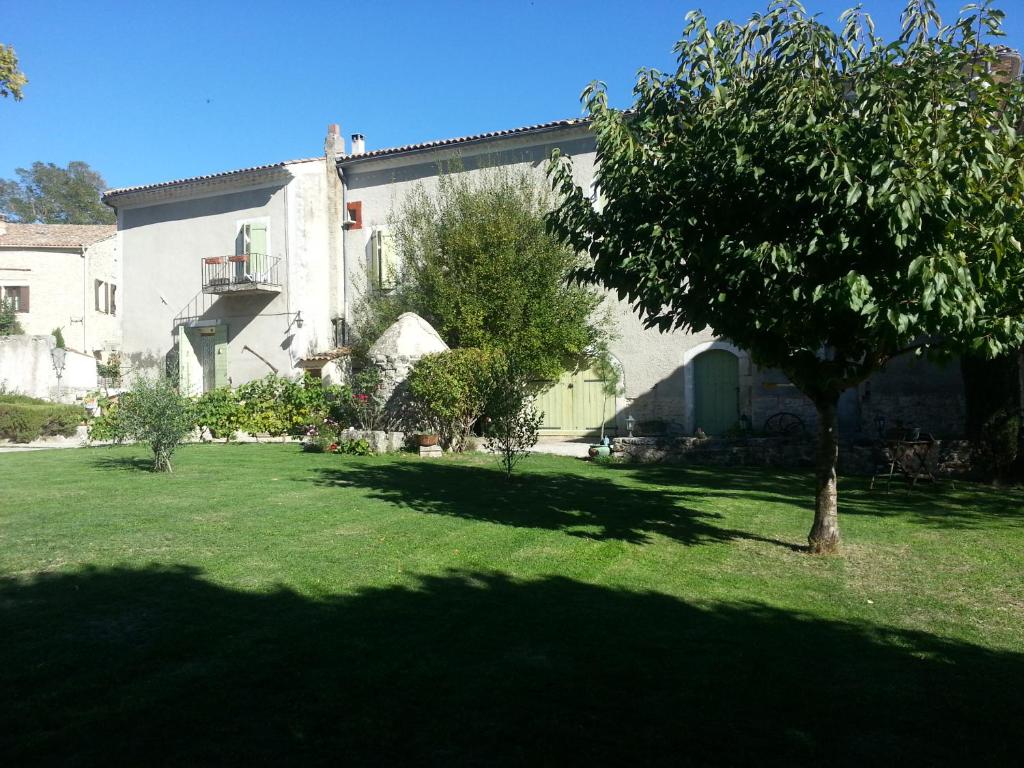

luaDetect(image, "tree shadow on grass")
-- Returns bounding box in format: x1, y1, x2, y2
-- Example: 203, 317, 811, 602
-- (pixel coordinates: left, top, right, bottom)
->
603, 463, 1024, 531
89, 454, 155, 472
312, 461, 803, 549
1, 564, 1021, 766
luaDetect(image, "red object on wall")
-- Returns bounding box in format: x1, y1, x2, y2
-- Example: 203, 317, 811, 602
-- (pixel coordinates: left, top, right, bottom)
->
346, 200, 363, 230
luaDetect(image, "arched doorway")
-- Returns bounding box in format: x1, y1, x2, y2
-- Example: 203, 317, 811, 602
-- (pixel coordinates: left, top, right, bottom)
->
692, 349, 739, 436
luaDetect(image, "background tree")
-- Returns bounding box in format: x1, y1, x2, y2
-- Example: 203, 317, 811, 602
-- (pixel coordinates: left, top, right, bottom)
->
0, 161, 115, 224
548, 0, 1024, 553
352, 167, 608, 382
0, 298, 23, 335
0, 43, 27, 100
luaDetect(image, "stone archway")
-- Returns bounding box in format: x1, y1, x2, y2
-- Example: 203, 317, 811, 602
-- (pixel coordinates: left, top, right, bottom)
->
681, 341, 750, 435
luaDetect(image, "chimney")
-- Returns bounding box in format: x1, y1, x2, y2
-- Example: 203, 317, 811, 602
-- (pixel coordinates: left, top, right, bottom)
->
0, 214, 7, 237
994, 46, 1023, 85
324, 123, 344, 156
351, 133, 366, 155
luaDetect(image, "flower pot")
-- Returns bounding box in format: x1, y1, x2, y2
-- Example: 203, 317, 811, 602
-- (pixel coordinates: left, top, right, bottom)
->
416, 434, 439, 447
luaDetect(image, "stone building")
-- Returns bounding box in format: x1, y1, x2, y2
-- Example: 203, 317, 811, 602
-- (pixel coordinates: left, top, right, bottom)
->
0, 219, 119, 356
104, 119, 968, 440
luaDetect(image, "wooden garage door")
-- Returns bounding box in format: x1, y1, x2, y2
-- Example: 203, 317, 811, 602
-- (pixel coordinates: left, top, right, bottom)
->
534, 367, 616, 435
693, 349, 739, 436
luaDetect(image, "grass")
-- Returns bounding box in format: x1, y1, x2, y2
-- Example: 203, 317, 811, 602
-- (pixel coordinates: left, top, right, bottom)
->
1, 444, 1022, 766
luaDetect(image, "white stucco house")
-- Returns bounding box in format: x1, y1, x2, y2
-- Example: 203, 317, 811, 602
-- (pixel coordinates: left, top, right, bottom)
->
102, 119, 966, 438
0, 219, 120, 356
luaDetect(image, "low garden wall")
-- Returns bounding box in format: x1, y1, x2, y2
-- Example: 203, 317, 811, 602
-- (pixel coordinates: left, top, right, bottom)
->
611, 435, 975, 477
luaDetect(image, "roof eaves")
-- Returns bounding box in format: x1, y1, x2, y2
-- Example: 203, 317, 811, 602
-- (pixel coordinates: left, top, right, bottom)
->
102, 157, 321, 202
336, 117, 591, 166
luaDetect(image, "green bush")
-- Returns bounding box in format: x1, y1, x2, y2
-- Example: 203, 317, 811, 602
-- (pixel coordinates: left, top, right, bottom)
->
407, 348, 500, 452
115, 376, 196, 472
237, 374, 338, 437
0, 402, 84, 443
195, 387, 243, 440
0, 393, 48, 405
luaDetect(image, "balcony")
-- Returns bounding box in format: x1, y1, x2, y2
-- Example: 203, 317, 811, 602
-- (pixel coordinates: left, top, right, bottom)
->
202, 254, 282, 295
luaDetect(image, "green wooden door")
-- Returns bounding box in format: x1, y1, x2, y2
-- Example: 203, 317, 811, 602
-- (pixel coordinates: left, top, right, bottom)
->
693, 350, 739, 436
187, 326, 228, 392
535, 368, 615, 434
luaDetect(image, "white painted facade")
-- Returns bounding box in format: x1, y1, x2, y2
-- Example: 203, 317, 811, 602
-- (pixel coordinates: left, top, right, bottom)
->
0, 234, 120, 355
105, 120, 966, 438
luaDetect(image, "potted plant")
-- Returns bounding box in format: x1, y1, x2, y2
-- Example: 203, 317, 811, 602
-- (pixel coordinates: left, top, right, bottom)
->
416, 433, 439, 447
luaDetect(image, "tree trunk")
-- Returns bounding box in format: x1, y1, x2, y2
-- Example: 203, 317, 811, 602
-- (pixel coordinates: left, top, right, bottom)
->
808, 396, 840, 554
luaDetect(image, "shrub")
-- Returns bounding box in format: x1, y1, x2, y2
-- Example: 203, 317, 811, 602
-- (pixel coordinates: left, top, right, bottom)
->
484, 359, 542, 478
51, 327, 66, 349
0, 402, 84, 443
96, 354, 122, 385
407, 348, 499, 452
115, 376, 196, 472
237, 374, 335, 438
195, 387, 243, 440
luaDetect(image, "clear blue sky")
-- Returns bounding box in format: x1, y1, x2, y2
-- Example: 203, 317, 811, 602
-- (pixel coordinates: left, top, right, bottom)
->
3, 0, 1022, 190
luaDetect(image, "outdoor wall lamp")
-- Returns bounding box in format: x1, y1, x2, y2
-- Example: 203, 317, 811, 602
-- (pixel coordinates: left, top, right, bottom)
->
288, 310, 304, 331
626, 414, 636, 437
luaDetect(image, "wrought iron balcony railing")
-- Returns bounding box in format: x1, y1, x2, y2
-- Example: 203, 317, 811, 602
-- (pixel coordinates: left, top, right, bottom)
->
202, 254, 282, 295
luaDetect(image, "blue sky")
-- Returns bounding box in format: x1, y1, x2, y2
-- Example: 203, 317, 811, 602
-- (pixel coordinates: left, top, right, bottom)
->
2, 0, 1022, 190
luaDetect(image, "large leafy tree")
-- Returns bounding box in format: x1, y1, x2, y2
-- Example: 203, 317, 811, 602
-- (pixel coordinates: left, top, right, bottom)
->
0, 43, 27, 100
1, 161, 115, 224
354, 168, 607, 382
548, 0, 1024, 553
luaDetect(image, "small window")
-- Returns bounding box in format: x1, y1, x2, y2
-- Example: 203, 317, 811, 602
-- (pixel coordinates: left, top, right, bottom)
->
3, 286, 29, 313
93, 280, 115, 315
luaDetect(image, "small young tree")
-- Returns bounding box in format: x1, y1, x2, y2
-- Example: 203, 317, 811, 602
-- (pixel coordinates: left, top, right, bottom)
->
591, 343, 622, 443
484, 358, 543, 478
548, 1, 1024, 553
117, 375, 195, 472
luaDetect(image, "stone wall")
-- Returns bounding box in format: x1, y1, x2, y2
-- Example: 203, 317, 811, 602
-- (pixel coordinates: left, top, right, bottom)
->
0, 334, 98, 400
611, 435, 975, 478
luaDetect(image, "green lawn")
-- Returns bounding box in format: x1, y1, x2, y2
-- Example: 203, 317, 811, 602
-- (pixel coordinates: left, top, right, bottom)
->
1, 444, 1022, 765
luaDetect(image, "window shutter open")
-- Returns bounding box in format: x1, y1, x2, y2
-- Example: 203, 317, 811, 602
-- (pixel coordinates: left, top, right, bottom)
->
248, 223, 268, 276
371, 229, 397, 290
110, 285, 117, 316
17, 286, 29, 313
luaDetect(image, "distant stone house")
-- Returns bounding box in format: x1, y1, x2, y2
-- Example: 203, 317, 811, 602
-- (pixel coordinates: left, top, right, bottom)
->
0, 218, 120, 356
103, 120, 966, 438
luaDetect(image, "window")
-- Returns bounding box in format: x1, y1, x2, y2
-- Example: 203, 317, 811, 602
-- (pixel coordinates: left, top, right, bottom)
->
94, 280, 116, 315
371, 229, 397, 290
2, 286, 29, 313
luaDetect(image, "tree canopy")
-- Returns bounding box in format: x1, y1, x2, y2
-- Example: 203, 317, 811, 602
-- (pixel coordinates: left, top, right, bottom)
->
0, 43, 27, 100
353, 167, 608, 382
548, 0, 1024, 552
0, 161, 115, 224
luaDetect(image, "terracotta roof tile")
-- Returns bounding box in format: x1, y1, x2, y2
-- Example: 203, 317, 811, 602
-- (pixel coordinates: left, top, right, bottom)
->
0, 223, 116, 249
102, 157, 322, 200
338, 117, 590, 163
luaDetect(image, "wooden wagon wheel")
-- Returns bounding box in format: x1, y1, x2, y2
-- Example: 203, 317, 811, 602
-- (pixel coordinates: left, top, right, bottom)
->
763, 411, 806, 436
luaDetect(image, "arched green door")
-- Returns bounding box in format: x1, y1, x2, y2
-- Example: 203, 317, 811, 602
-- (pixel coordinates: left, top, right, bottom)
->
693, 350, 739, 436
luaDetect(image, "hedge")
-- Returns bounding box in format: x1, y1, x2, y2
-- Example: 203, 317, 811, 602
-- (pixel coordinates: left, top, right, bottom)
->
0, 402, 85, 443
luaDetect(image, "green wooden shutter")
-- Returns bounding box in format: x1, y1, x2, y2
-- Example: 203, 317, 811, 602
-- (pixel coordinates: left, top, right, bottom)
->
213, 325, 229, 388
179, 328, 195, 395
248, 223, 268, 276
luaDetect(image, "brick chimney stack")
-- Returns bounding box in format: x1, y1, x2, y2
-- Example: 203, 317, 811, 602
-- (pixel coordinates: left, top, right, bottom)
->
324, 123, 345, 157
993, 46, 1022, 84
